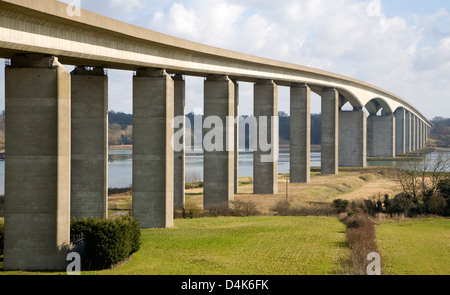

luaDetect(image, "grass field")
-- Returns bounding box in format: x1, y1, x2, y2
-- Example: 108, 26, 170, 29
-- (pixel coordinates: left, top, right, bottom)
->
1, 169, 448, 275
88, 216, 347, 275
376, 218, 450, 275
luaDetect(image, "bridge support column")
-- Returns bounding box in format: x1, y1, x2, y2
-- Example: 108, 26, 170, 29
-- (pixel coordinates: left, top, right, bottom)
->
133, 69, 174, 228
394, 108, 406, 155
173, 74, 185, 210
321, 87, 339, 174
254, 80, 278, 194
367, 114, 396, 158
4, 55, 71, 270
290, 83, 310, 183
203, 75, 235, 209
339, 109, 366, 167
234, 81, 240, 194
411, 115, 416, 151
70, 67, 108, 219
420, 121, 424, 149
405, 111, 411, 153
415, 117, 420, 150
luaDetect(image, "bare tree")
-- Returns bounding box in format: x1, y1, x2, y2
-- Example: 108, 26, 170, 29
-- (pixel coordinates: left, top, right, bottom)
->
396, 151, 450, 198
428, 152, 450, 195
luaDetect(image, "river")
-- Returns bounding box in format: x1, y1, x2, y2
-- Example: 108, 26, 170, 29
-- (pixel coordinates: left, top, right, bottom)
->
0, 148, 448, 193
107, 147, 450, 189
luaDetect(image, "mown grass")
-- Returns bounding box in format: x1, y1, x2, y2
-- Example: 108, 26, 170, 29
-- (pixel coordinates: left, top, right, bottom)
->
87, 216, 347, 275
376, 218, 450, 275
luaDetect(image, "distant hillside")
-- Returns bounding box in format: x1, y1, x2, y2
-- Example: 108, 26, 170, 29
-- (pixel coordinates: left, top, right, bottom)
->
430, 117, 450, 148
108, 111, 133, 146
106, 112, 450, 149
109, 111, 132, 129
0, 110, 326, 148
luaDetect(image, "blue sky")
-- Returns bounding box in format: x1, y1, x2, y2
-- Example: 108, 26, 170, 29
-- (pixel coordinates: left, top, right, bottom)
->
1, 0, 449, 119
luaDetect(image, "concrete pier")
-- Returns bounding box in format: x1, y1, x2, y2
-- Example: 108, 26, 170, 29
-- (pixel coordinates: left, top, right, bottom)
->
394, 108, 406, 155
173, 74, 185, 210
71, 67, 108, 219
254, 80, 278, 194
4, 55, 71, 270
339, 109, 367, 167
290, 83, 311, 183
411, 115, 416, 151
132, 69, 174, 228
405, 111, 411, 152
420, 121, 424, 149
203, 75, 235, 209
321, 88, 339, 175
367, 114, 396, 158
234, 81, 240, 194
415, 117, 420, 150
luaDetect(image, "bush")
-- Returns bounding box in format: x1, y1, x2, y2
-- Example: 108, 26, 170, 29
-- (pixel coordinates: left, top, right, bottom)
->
0, 219, 4, 257
333, 199, 349, 213
437, 178, 450, 197
386, 193, 415, 217
426, 195, 447, 216
340, 214, 379, 275
272, 200, 337, 216
71, 216, 141, 270
205, 201, 261, 217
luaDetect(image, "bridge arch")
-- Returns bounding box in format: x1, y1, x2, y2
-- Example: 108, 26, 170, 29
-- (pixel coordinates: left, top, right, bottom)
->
365, 97, 393, 115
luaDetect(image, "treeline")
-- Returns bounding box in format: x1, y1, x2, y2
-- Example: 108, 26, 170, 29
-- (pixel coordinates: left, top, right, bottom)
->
108, 112, 448, 148
278, 112, 322, 145
0, 110, 447, 148
108, 111, 323, 147
108, 111, 133, 146
430, 117, 450, 148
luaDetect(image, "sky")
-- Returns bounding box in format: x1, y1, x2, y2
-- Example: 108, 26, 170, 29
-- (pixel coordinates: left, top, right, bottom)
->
1, 0, 449, 119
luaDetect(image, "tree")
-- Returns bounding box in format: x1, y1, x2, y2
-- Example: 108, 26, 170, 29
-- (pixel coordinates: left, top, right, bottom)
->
396, 151, 450, 199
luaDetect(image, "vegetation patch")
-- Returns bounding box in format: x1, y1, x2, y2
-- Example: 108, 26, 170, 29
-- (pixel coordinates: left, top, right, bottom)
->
376, 218, 450, 275
0, 195, 4, 218
272, 200, 337, 217
339, 214, 380, 275
0, 218, 4, 257
88, 217, 347, 275
71, 216, 141, 270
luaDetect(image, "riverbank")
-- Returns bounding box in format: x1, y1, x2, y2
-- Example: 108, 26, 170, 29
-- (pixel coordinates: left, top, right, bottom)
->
108, 167, 402, 217
109, 145, 132, 150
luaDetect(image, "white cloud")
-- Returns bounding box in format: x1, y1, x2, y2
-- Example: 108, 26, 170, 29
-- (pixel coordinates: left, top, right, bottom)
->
109, 0, 144, 14
143, 0, 450, 118
4, 0, 447, 119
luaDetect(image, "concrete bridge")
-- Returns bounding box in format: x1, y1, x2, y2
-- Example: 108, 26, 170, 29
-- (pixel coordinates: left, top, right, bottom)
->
0, 0, 432, 270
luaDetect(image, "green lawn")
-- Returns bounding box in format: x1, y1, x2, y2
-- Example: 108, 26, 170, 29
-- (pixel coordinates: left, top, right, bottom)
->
87, 216, 347, 275
376, 218, 450, 275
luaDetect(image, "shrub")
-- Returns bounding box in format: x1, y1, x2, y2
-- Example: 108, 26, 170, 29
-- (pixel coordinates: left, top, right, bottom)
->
426, 195, 447, 216
205, 201, 261, 217
333, 199, 349, 213
0, 219, 4, 257
386, 193, 415, 217
272, 200, 336, 216
71, 216, 141, 270
340, 214, 379, 275
437, 178, 450, 197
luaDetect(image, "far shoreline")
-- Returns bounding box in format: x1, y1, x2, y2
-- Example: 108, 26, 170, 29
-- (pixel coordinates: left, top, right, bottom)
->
109, 145, 132, 150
